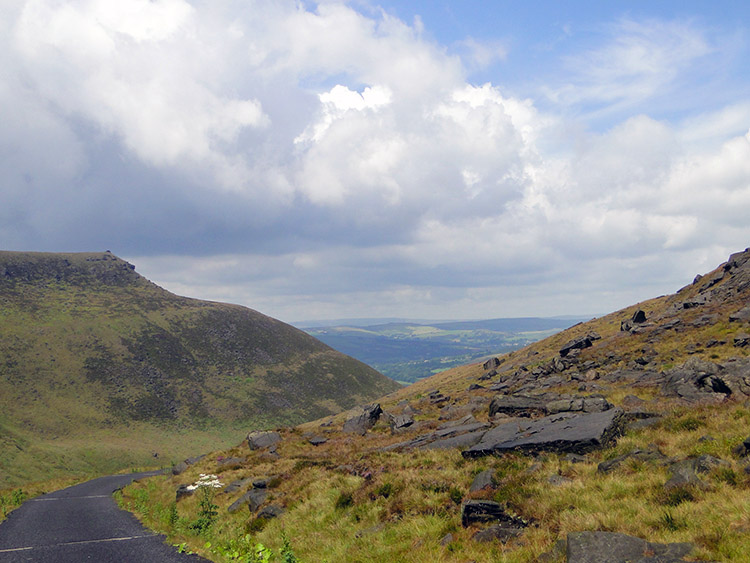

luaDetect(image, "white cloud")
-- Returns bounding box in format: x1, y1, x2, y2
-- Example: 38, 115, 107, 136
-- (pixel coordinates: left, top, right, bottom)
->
3, 2, 750, 321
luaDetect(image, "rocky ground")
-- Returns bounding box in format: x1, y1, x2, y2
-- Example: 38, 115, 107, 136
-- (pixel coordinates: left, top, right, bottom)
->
120, 248, 750, 562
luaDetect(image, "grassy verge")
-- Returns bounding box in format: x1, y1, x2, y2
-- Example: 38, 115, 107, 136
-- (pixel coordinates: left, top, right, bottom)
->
118, 397, 750, 562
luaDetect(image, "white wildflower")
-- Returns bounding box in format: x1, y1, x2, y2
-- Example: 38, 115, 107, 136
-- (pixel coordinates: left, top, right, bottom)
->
186, 473, 223, 491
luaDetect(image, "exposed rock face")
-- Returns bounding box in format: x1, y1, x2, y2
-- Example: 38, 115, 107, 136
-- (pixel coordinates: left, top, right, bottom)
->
463, 409, 625, 458
342, 403, 383, 435
661, 358, 750, 402
565, 531, 697, 563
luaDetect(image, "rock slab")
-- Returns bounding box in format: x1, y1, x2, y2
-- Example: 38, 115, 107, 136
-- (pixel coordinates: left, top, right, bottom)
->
566, 531, 696, 563
463, 408, 625, 458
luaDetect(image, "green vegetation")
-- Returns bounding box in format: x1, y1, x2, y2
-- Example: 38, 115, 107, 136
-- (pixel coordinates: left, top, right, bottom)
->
0, 251, 399, 487
304, 320, 583, 383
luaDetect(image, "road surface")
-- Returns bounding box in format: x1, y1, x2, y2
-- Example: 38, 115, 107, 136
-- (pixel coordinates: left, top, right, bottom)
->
0, 471, 207, 562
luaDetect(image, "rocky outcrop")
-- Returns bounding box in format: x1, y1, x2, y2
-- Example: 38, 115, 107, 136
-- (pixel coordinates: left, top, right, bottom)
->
661, 358, 750, 402
463, 409, 625, 459
342, 404, 383, 435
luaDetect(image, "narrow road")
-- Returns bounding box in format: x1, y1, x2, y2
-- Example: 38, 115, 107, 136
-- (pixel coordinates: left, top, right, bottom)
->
0, 471, 207, 562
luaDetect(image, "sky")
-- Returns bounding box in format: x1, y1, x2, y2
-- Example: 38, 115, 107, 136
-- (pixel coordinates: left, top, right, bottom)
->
2, 0, 750, 323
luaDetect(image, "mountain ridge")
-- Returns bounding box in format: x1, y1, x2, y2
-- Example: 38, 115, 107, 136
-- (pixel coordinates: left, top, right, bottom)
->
0, 250, 399, 486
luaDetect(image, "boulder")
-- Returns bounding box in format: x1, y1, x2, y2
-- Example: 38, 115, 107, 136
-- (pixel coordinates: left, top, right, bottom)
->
460, 500, 526, 528
483, 357, 501, 371
247, 431, 282, 450
559, 334, 599, 358
730, 306, 750, 323
175, 484, 193, 501
469, 469, 496, 492
664, 460, 709, 491
463, 409, 625, 459
388, 412, 414, 431
308, 435, 328, 446
227, 488, 267, 513
342, 404, 383, 435
566, 531, 696, 563
171, 454, 206, 476
256, 504, 284, 519
631, 309, 647, 323
223, 478, 253, 495
734, 334, 750, 348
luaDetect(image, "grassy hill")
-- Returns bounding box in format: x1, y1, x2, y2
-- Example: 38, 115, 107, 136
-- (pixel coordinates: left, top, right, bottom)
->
303, 317, 588, 383
118, 248, 750, 562
0, 251, 399, 487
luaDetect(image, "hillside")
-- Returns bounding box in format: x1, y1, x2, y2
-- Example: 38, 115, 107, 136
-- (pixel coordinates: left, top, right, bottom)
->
303, 317, 588, 383
119, 248, 750, 562
0, 251, 399, 487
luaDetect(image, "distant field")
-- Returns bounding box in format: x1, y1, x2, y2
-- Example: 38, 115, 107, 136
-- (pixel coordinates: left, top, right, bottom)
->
301, 317, 589, 383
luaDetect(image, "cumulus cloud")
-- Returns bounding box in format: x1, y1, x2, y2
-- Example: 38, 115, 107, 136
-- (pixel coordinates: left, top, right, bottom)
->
2, 1, 750, 320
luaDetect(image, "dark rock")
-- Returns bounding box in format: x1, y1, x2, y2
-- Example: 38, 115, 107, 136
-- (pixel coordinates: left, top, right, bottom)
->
223, 478, 253, 495
566, 531, 695, 563
464, 409, 625, 458
468, 383, 486, 391
217, 456, 245, 469
388, 412, 415, 431
489, 394, 547, 417
483, 357, 501, 371
547, 475, 572, 486
597, 445, 669, 473
252, 476, 275, 488
308, 435, 328, 446
664, 460, 709, 491
691, 454, 729, 473
227, 488, 267, 513
564, 453, 587, 464
469, 469, 496, 492
472, 524, 524, 543
734, 334, 750, 348
256, 504, 284, 519
631, 309, 647, 323
478, 369, 497, 381
620, 394, 645, 408
342, 403, 383, 435
545, 396, 612, 415
560, 334, 599, 357
620, 320, 633, 332
172, 461, 189, 476
247, 431, 282, 450
175, 484, 193, 501
661, 357, 750, 402
439, 533, 453, 546
732, 435, 750, 457
730, 306, 750, 323
460, 500, 526, 528
172, 454, 206, 476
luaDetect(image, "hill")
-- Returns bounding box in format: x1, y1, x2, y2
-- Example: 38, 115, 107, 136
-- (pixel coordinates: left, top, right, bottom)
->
119, 247, 750, 562
303, 317, 588, 383
0, 251, 399, 487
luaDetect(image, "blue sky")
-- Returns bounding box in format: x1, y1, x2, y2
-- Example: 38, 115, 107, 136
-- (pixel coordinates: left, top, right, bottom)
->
2, 0, 750, 322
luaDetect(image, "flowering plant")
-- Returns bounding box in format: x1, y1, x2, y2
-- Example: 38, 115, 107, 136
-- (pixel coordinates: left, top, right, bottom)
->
186, 473, 223, 491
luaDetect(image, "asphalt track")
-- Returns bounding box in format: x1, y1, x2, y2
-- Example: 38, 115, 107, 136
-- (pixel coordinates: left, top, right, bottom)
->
0, 471, 207, 562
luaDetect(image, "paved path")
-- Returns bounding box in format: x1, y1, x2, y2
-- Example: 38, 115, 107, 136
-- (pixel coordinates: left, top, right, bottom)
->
0, 471, 207, 562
